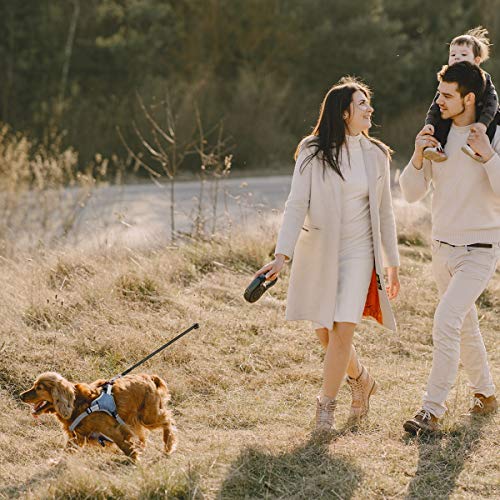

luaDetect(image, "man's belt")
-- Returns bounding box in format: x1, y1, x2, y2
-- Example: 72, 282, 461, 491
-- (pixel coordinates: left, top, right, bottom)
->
437, 240, 493, 249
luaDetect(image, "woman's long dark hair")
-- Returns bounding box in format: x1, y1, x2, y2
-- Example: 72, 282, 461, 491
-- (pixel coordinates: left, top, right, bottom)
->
295, 76, 391, 179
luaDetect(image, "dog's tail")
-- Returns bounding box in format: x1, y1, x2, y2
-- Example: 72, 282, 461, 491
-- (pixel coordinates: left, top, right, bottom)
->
151, 375, 170, 401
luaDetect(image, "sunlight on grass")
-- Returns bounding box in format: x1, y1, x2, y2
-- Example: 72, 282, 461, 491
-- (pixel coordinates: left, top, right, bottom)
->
0, 210, 498, 499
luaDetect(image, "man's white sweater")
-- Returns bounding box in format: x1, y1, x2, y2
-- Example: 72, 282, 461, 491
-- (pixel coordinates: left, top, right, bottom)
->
400, 124, 500, 245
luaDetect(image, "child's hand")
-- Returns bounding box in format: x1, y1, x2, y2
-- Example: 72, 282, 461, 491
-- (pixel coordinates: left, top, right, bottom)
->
422, 124, 435, 135
473, 122, 487, 134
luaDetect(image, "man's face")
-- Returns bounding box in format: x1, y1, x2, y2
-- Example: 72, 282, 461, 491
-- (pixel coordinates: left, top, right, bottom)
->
435, 81, 467, 120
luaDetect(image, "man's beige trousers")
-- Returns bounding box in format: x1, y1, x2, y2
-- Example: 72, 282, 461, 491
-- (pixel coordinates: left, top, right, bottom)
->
423, 241, 500, 418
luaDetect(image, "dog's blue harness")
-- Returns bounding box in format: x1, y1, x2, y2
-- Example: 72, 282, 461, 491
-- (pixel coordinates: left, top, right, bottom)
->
69, 382, 126, 432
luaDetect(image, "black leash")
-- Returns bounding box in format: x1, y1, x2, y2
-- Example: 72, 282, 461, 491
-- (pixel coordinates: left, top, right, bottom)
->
110, 322, 200, 382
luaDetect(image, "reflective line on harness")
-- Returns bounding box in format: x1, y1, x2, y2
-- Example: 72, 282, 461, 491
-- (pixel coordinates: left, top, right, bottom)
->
69, 382, 126, 432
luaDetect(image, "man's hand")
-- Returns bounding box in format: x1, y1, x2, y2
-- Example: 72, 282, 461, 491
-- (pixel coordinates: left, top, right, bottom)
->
467, 126, 494, 162
473, 122, 487, 134
422, 124, 435, 135
411, 126, 440, 170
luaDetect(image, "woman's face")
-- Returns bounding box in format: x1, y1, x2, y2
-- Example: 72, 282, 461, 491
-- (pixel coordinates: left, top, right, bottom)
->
344, 90, 374, 135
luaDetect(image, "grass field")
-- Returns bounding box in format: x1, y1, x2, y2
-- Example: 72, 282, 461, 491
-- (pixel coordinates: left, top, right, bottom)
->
0, 210, 498, 499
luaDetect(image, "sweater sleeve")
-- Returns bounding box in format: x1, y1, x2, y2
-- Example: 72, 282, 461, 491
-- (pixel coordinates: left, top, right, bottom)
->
425, 92, 442, 127
478, 74, 499, 127
379, 156, 400, 267
482, 127, 500, 197
274, 141, 314, 260
399, 159, 433, 203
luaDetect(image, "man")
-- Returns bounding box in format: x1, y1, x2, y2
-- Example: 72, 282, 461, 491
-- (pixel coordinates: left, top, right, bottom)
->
400, 61, 500, 434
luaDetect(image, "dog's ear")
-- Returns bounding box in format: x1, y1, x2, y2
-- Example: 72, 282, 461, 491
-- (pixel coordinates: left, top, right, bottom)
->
51, 376, 75, 419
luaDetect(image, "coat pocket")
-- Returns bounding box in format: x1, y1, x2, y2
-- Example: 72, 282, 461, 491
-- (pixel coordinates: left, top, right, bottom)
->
302, 225, 320, 232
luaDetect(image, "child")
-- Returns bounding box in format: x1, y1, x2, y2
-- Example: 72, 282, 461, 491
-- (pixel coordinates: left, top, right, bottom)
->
423, 27, 499, 162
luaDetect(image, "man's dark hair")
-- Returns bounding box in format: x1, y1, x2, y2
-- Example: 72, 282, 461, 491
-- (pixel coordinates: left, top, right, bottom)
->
437, 61, 486, 101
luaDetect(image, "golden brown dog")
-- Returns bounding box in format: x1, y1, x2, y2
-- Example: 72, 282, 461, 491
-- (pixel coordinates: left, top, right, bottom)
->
20, 372, 176, 460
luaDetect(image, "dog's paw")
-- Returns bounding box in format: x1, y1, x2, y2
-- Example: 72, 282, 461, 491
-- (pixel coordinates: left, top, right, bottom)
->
164, 442, 177, 456
47, 456, 67, 467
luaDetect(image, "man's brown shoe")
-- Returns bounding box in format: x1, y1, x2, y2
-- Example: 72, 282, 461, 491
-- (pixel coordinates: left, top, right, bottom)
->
346, 366, 377, 421
403, 409, 439, 435
467, 394, 498, 416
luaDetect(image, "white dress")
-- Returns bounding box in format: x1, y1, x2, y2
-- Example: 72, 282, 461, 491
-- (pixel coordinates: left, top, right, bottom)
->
313, 133, 374, 328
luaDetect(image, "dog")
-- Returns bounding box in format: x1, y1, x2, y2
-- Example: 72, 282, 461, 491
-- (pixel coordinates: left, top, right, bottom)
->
20, 372, 176, 461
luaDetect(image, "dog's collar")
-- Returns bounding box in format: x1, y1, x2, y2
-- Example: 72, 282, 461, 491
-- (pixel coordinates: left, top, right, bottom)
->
69, 382, 126, 432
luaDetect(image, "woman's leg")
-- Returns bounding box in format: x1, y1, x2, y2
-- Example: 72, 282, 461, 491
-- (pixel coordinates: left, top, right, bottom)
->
321, 322, 356, 399
346, 345, 362, 379
315, 327, 329, 348
316, 327, 361, 379
316, 324, 377, 424
315, 323, 356, 431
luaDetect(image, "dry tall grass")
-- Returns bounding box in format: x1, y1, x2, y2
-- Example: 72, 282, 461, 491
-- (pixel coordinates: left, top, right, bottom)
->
0, 210, 499, 499
0, 125, 111, 255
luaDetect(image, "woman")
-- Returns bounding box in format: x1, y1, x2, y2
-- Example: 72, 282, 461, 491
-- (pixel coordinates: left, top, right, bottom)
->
255, 77, 400, 432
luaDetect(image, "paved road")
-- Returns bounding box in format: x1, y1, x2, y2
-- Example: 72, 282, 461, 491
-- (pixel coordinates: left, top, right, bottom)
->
13, 172, 426, 250
69, 175, 293, 248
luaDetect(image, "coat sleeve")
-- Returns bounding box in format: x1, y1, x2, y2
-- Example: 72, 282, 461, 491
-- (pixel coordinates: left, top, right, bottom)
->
399, 158, 433, 203
379, 156, 400, 268
274, 142, 314, 260
478, 74, 499, 128
425, 92, 442, 127
482, 128, 500, 197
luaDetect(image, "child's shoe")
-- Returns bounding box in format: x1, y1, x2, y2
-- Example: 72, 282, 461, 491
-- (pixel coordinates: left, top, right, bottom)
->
461, 144, 487, 163
423, 145, 447, 162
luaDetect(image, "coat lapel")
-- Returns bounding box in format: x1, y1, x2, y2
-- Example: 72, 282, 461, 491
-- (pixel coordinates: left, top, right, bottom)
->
361, 138, 378, 208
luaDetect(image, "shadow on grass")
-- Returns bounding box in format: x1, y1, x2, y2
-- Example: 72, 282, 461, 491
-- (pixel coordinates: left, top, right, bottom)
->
218, 436, 363, 499
404, 417, 490, 499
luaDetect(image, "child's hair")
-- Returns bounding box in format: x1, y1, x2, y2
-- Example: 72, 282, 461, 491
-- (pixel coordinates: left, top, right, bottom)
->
450, 26, 491, 63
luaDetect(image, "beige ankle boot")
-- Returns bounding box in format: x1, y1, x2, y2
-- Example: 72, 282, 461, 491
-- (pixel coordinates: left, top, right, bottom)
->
346, 366, 377, 421
315, 395, 336, 432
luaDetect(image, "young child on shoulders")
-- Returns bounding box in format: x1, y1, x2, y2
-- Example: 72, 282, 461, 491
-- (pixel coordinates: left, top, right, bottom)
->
423, 26, 499, 162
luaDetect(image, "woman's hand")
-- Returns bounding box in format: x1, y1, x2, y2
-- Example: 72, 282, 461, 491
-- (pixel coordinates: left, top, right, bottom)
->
385, 266, 400, 300
254, 254, 287, 280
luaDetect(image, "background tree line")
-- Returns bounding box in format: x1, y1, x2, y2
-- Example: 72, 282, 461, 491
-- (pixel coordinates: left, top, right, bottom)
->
1, 0, 499, 175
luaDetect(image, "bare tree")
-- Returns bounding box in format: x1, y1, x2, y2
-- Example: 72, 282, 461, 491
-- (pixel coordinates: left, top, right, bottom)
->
118, 92, 197, 241
118, 93, 233, 241
192, 108, 232, 237
59, 0, 80, 114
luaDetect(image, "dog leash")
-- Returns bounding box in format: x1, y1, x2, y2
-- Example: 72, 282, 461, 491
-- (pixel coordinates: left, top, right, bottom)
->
110, 322, 199, 382
68, 323, 200, 443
